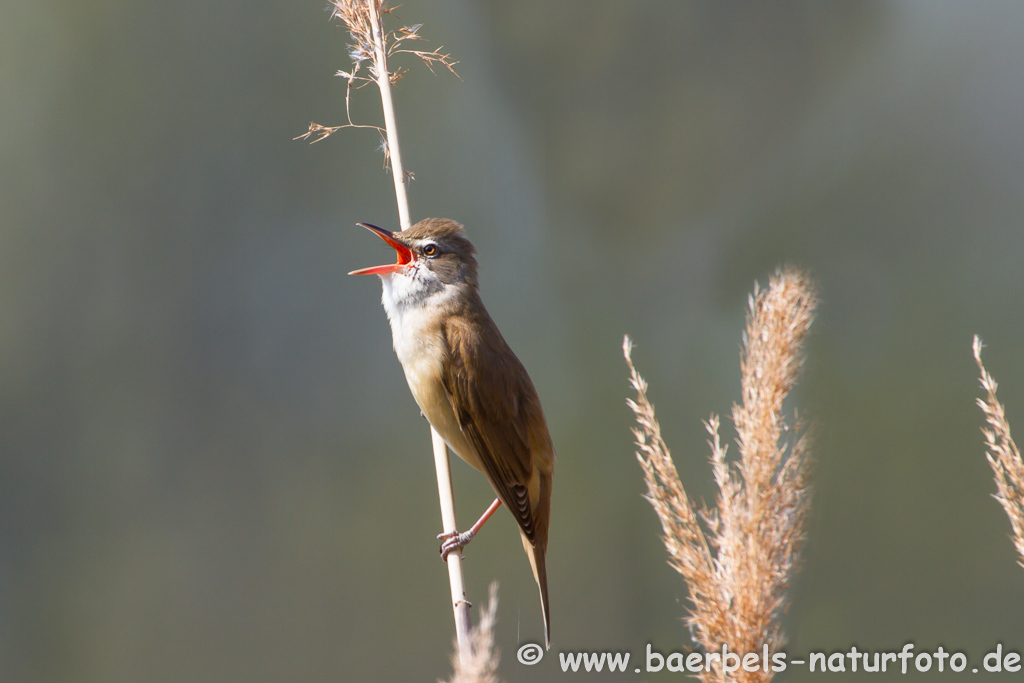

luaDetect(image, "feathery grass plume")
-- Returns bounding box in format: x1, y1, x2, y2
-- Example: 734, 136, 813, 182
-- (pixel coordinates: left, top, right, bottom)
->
973, 336, 1024, 567
441, 583, 501, 683
296, 1, 458, 147
624, 268, 817, 683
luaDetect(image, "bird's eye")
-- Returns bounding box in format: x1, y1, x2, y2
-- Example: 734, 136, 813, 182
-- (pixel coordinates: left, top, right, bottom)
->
423, 244, 439, 257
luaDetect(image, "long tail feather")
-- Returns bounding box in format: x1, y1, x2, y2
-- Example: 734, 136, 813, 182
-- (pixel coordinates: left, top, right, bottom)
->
521, 532, 550, 649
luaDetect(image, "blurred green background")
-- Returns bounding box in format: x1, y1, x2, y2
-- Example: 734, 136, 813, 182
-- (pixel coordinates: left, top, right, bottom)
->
3, 1, 1024, 680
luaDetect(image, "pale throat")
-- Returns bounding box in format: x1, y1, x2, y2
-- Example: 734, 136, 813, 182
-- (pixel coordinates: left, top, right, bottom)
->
378, 268, 463, 368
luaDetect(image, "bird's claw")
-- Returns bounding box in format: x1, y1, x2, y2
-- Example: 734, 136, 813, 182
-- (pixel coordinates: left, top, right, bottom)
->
437, 529, 476, 561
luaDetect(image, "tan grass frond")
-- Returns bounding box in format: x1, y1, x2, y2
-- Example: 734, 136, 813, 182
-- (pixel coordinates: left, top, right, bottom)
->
397, 47, 462, 78
441, 583, 501, 683
329, 0, 378, 73
299, 1, 459, 143
623, 337, 718, 618
295, 122, 342, 143
625, 268, 817, 683
973, 336, 1024, 567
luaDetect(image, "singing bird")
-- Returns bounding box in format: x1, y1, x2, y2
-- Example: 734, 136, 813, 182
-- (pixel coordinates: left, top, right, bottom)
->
350, 218, 554, 648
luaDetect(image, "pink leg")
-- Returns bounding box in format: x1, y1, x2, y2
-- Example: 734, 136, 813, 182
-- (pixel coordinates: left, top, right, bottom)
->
438, 498, 502, 560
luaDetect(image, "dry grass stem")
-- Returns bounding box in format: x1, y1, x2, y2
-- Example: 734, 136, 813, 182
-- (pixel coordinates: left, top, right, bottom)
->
973, 336, 1024, 567
441, 583, 501, 683
624, 269, 817, 683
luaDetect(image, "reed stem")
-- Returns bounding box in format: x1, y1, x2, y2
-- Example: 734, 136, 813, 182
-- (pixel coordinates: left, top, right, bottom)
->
362, 0, 473, 663
366, 1, 411, 231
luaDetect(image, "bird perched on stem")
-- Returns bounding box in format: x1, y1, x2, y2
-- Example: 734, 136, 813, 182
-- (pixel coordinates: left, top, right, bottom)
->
350, 217, 554, 648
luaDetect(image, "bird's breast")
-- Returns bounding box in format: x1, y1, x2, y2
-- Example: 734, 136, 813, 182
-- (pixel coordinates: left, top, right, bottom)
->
387, 304, 484, 473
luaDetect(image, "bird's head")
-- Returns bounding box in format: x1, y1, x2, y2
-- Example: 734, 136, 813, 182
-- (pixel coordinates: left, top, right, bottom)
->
349, 218, 479, 314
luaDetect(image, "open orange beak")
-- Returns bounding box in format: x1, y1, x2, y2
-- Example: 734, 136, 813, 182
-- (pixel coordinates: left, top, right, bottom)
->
348, 223, 415, 276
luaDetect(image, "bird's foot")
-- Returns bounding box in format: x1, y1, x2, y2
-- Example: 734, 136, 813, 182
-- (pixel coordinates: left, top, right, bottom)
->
437, 528, 477, 561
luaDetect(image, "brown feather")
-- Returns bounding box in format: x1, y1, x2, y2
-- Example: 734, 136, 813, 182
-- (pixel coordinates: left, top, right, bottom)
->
441, 303, 548, 535
440, 292, 554, 647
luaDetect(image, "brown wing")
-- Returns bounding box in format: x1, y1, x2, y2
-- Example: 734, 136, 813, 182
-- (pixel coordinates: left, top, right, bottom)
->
441, 314, 544, 542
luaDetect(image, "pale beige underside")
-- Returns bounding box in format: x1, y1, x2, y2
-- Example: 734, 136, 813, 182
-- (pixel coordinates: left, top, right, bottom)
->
390, 306, 486, 473
386, 283, 546, 515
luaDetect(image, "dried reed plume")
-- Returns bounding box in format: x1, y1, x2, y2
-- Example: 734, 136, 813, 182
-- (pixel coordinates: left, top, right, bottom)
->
624, 269, 817, 683
441, 583, 501, 683
297, 0, 458, 147
973, 336, 1024, 567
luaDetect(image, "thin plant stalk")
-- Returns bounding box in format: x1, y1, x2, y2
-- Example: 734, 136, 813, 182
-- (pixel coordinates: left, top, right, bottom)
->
311, 0, 472, 664
442, 583, 501, 683
433, 426, 474, 658
363, 0, 472, 660
366, 1, 411, 230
